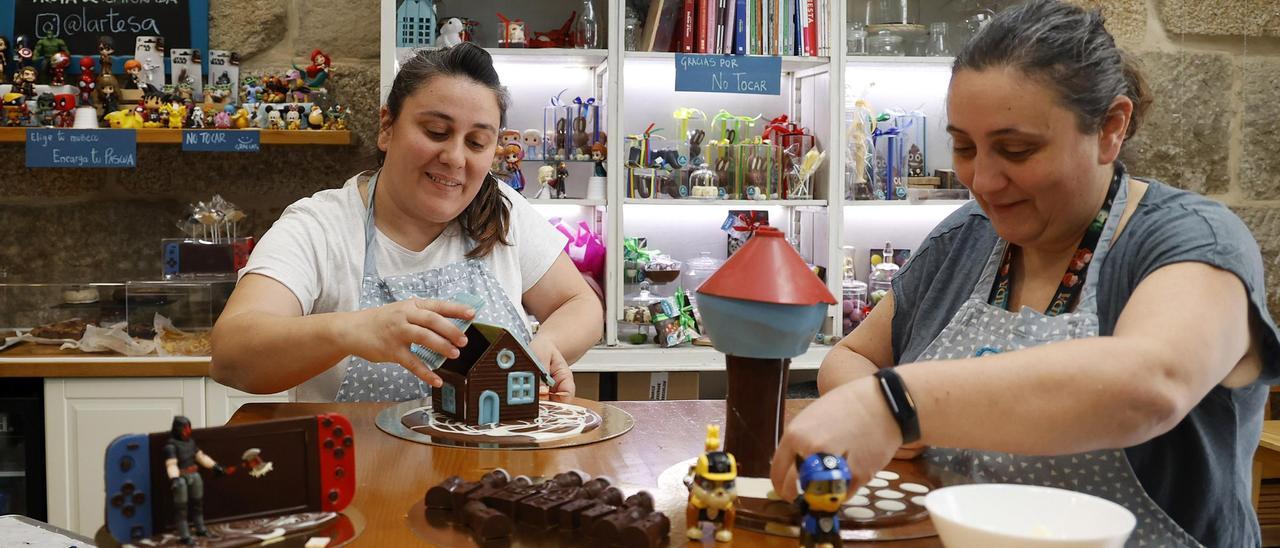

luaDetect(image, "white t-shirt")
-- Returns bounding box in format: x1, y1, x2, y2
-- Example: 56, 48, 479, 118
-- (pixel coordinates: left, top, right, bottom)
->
239, 171, 568, 401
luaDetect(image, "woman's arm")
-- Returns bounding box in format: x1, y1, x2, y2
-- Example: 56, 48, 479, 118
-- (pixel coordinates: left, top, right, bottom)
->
211, 274, 472, 394
523, 253, 605, 395
772, 261, 1256, 498
817, 291, 898, 394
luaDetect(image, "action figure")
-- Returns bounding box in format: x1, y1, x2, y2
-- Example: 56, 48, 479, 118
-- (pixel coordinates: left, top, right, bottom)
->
554, 161, 569, 198
794, 453, 854, 548
48, 51, 71, 87
533, 164, 556, 199
501, 143, 525, 191
12, 35, 34, 76
684, 425, 737, 542
298, 49, 330, 88
51, 94, 75, 128
0, 36, 9, 84
14, 66, 37, 99
98, 36, 115, 75
166, 416, 232, 544
77, 57, 96, 105
124, 59, 144, 90
522, 129, 543, 161
34, 31, 67, 84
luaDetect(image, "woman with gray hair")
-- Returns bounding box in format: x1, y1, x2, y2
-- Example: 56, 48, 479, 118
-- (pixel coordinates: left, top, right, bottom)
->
771, 0, 1279, 545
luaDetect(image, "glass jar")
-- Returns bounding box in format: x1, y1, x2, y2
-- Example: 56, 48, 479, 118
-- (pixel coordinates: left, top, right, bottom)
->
927, 22, 952, 57
847, 24, 867, 55
573, 0, 599, 49
624, 6, 642, 51
870, 0, 919, 25
869, 242, 900, 307
622, 281, 662, 345
842, 280, 869, 335
682, 252, 724, 298
866, 31, 905, 57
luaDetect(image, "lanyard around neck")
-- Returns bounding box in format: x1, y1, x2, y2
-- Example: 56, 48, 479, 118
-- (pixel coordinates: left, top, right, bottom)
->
988, 165, 1124, 316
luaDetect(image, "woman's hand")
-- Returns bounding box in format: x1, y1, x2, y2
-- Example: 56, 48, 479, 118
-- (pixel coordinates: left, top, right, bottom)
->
530, 336, 575, 396
344, 298, 475, 387
770, 378, 902, 501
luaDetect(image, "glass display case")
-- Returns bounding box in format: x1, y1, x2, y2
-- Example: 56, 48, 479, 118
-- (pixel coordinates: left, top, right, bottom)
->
124, 281, 234, 355
0, 283, 127, 340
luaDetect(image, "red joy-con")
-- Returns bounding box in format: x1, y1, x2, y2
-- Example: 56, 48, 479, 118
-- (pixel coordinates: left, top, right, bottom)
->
317, 413, 356, 511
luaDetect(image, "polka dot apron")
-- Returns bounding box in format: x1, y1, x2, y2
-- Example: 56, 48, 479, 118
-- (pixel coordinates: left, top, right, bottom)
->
334, 171, 533, 402
918, 174, 1202, 547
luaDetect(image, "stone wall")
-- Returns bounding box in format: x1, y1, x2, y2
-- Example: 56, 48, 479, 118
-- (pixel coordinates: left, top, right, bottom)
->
2, 0, 1279, 321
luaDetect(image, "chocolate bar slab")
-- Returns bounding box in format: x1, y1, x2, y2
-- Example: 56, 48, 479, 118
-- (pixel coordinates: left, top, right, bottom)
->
461, 501, 512, 541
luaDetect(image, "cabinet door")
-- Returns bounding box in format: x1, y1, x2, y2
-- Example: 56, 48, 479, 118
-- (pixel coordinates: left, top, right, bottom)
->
204, 380, 290, 426
44, 378, 205, 536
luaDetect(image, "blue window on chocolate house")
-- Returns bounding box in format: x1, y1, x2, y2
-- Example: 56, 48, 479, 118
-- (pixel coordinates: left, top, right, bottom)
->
507, 373, 535, 404
441, 383, 456, 413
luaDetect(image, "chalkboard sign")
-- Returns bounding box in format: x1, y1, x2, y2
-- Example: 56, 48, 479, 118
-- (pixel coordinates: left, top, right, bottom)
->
674, 54, 782, 96
182, 129, 260, 153
26, 128, 137, 168
0, 0, 209, 75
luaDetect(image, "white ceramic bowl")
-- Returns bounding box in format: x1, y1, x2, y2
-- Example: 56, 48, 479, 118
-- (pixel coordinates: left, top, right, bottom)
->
924, 484, 1136, 548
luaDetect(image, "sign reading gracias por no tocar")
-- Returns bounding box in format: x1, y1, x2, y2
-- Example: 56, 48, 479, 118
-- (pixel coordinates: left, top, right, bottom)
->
674, 54, 782, 96
25, 128, 137, 168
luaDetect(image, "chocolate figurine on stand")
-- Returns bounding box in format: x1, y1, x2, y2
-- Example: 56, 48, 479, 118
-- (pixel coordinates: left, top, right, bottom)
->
694, 226, 835, 477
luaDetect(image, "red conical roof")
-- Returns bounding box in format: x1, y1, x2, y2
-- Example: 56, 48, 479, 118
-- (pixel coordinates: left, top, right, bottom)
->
696, 227, 837, 306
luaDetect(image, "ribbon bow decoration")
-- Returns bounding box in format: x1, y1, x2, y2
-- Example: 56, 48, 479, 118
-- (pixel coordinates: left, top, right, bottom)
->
674, 288, 700, 335
763, 114, 800, 143
549, 88, 568, 107
573, 96, 596, 117
672, 107, 707, 141
624, 237, 660, 264
730, 211, 768, 234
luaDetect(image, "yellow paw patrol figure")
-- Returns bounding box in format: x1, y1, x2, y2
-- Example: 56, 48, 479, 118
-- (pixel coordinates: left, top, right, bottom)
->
685, 425, 737, 543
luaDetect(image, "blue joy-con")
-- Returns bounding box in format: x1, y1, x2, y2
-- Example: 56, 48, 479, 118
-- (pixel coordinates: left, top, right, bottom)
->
163, 242, 181, 277
410, 292, 487, 370
104, 433, 152, 543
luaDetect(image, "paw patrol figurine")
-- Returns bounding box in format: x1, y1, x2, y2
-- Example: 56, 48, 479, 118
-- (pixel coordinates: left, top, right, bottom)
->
685, 425, 738, 542
794, 453, 853, 548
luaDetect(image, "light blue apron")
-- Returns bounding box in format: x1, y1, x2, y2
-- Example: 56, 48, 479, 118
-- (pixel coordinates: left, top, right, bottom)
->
334, 171, 533, 402
918, 174, 1201, 547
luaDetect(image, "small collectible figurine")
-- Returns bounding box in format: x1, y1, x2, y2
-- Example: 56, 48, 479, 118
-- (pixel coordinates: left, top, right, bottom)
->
34, 31, 67, 84
264, 106, 283, 130
439, 18, 465, 47
141, 91, 166, 128
499, 128, 521, 148
124, 59, 144, 90
34, 93, 55, 126
501, 143, 525, 191
2, 93, 29, 127
48, 51, 71, 87
213, 104, 233, 129
283, 69, 310, 103
51, 94, 75, 128
324, 104, 346, 130
97, 36, 115, 75
685, 425, 738, 543
14, 66, 37, 99
241, 75, 263, 104
165, 416, 237, 544
522, 129, 543, 161
591, 142, 607, 177
231, 105, 251, 129
554, 161, 569, 198
284, 104, 302, 130
189, 105, 205, 128
77, 57, 96, 105
0, 35, 9, 84
794, 453, 854, 548
12, 34, 34, 74
307, 104, 325, 129
534, 164, 556, 199
300, 49, 331, 88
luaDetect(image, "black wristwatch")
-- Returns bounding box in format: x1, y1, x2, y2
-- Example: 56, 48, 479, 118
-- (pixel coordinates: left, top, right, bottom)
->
874, 368, 920, 445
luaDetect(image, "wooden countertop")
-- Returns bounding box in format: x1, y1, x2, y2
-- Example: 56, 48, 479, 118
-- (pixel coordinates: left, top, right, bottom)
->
229, 400, 943, 547
0, 342, 211, 377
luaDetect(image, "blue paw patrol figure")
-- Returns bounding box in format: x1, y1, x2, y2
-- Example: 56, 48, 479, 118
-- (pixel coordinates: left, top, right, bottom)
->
794, 453, 853, 548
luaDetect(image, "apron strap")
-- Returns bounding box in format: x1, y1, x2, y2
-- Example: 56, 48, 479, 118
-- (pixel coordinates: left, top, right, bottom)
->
1075, 167, 1131, 315
362, 170, 382, 280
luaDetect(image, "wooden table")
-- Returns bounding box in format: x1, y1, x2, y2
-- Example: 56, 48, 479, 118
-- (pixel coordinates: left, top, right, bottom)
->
230, 400, 944, 547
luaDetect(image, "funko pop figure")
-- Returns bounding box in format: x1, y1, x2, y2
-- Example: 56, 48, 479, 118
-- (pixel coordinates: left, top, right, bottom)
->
124, 59, 144, 90
48, 51, 71, 86
591, 142, 607, 177
97, 36, 115, 75
14, 66, 37, 99
522, 129, 543, 161
51, 93, 76, 128
77, 57, 97, 105
501, 142, 525, 191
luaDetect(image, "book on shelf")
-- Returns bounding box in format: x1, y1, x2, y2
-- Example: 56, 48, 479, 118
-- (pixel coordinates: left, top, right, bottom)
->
639, 0, 824, 56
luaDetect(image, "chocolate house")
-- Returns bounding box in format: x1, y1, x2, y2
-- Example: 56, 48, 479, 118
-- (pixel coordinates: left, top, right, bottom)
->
430, 323, 553, 426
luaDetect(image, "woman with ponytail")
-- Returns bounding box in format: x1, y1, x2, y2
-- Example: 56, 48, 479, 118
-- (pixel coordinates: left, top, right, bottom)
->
773, 1, 1278, 545
212, 43, 600, 402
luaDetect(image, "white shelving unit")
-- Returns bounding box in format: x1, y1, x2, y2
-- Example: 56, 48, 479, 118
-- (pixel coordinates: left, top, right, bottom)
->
378, 0, 968, 349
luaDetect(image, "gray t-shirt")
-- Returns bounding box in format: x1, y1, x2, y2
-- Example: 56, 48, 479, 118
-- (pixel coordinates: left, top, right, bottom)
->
891, 181, 1280, 547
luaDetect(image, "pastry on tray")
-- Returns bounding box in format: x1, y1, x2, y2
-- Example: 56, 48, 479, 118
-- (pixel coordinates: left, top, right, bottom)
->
29, 318, 90, 340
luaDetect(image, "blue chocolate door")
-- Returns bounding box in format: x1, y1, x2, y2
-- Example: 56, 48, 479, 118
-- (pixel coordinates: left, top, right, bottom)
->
478, 390, 500, 425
